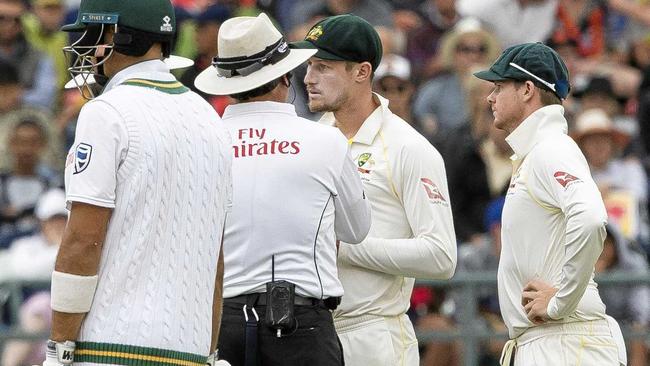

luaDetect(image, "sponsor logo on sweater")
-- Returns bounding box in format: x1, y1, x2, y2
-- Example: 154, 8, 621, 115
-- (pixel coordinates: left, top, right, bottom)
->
554, 171, 580, 188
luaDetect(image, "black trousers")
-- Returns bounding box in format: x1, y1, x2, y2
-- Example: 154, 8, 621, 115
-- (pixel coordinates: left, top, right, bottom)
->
218, 301, 344, 366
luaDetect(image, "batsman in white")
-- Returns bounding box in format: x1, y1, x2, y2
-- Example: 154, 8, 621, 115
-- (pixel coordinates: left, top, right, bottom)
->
44, 0, 232, 365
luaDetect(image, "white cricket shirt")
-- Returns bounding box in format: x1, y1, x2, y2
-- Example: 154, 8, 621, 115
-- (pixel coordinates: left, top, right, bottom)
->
64, 60, 232, 359
500, 105, 608, 339
321, 94, 457, 318
222, 101, 370, 300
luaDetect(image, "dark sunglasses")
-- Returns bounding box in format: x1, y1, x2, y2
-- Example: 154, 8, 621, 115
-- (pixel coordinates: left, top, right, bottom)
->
0, 14, 21, 24
456, 44, 487, 54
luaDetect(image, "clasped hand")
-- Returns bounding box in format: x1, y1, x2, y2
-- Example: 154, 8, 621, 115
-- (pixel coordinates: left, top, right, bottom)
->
521, 279, 558, 325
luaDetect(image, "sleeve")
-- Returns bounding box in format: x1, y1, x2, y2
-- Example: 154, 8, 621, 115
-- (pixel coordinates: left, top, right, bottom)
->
332, 146, 371, 244
527, 140, 608, 320
338, 142, 457, 279
64, 101, 129, 208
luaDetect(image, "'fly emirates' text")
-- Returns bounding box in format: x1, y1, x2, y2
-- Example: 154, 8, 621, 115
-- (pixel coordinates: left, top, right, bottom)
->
233, 128, 300, 158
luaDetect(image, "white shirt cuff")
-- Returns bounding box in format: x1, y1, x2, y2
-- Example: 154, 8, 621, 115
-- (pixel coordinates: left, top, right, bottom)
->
546, 296, 561, 320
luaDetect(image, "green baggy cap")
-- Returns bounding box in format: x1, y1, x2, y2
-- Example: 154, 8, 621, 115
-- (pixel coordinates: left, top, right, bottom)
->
290, 14, 382, 71
474, 42, 571, 99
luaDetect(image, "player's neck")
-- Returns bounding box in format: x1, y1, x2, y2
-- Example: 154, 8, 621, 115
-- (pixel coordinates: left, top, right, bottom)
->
104, 46, 163, 78
333, 89, 378, 139
239, 83, 288, 104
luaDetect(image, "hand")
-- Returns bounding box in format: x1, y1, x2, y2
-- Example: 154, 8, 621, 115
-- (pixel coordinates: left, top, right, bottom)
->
521, 279, 558, 325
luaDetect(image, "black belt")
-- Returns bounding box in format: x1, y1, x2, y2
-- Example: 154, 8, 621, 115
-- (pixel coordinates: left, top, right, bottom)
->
225, 293, 340, 309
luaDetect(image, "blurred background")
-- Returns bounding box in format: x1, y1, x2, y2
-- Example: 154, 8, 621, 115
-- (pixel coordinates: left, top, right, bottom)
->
0, 0, 649, 365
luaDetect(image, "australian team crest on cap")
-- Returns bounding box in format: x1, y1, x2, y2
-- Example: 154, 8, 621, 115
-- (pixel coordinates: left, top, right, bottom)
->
305, 25, 323, 41
74, 143, 92, 174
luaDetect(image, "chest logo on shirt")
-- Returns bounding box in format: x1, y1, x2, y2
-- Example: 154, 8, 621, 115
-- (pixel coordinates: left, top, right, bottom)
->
554, 171, 581, 188
356, 153, 374, 174
74, 143, 93, 174
421, 178, 447, 205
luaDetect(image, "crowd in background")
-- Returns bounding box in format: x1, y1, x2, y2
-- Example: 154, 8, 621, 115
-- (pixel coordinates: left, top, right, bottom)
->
1, 0, 650, 365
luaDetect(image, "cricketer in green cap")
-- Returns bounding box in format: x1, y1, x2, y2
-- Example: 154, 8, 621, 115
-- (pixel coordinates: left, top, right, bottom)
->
474, 42, 571, 100
291, 14, 383, 72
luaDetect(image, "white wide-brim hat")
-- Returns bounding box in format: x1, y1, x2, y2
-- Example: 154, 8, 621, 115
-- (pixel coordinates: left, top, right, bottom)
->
572, 108, 629, 148
194, 12, 316, 96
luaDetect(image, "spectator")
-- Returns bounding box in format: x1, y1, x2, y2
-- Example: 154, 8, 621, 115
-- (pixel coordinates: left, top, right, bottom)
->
0, 188, 66, 281
574, 76, 623, 119
596, 223, 650, 366
415, 287, 461, 366
412, 18, 500, 149
179, 4, 232, 115
550, 0, 608, 58
0, 0, 57, 110
0, 292, 52, 366
453, 196, 508, 365
457, 0, 558, 48
288, 0, 394, 34
0, 119, 60, 248
417, 197, 508, 366
573, 108, 649, 243
405, 0, 460, 79
373, 53, 416, 122
0, 60, 64, 173
21, 0, 68, 90
445, 74, 510, 242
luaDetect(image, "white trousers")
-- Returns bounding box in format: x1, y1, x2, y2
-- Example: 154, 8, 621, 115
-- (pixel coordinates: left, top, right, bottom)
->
501, 316, 627, 366
335, 313, 419, 366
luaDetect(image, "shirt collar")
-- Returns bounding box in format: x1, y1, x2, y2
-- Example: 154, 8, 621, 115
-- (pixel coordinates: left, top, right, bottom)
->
505, 104, 568, 162
222, 101, 297, 120
103, 59, 173, 93
319, 93, 391, 145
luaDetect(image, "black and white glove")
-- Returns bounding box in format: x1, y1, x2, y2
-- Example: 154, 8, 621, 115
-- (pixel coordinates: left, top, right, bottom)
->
42, 340, 75, 366
206, 350, 231, 366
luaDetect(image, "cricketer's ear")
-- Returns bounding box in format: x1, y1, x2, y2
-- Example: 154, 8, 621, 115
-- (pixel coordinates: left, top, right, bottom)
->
522, 80, 536, 102
354, 62, 373, 84
282, 73, 292, 88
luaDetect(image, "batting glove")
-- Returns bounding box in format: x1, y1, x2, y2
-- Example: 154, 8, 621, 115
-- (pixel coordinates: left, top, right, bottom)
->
206, 350, 231, 366
42, 340, 75, 366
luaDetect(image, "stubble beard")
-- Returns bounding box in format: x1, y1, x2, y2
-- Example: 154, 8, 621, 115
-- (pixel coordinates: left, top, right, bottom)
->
308, 90, 348, 113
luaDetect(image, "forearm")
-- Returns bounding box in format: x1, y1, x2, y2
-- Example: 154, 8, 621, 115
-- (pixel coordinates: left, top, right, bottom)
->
210, 242, 225, 352
50, 203, 110, 342
51, 240, 103, 341
547, 205, 606, 319
338, 235, 456, 279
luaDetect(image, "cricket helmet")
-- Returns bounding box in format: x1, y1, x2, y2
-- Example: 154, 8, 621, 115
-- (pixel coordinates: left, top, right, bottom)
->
61, 0, 176, 98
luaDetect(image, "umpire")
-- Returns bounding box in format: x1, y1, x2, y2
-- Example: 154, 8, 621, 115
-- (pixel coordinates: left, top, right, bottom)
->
195, 13, 372, 366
